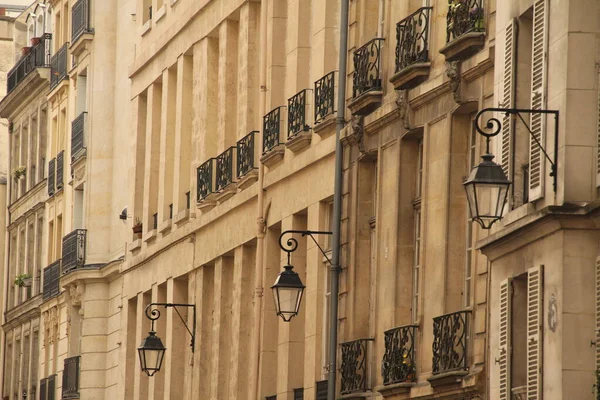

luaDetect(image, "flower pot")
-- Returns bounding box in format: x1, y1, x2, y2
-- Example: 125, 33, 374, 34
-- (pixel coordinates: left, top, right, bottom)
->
21, 46, 31, 56
132, 224, 143, 234
22, 277, 32, 288
30, 37, 41, 46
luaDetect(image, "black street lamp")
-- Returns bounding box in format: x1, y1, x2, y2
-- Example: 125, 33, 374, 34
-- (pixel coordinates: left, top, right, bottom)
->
272, 230, 332, 322
465, 107, 559, 229
138, 302, 196, 376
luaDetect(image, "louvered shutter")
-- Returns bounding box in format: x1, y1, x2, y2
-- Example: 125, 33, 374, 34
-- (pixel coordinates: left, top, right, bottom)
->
47, 374, 56, 400
315, 380, 328, 400
596, 73, 600, 186
40, 378, 47, 400
499, 278, 512, 400
595, 257, 600, 374
527, 265, 544, 400
528, 0, 549, 201
500, 19, 517, 183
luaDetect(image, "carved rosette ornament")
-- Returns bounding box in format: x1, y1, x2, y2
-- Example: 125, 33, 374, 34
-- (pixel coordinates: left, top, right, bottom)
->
446, 61, 462, 104
395, 89, 410, 130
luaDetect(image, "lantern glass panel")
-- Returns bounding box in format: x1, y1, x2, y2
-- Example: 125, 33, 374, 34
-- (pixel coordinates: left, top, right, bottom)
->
272, 286, 304, 321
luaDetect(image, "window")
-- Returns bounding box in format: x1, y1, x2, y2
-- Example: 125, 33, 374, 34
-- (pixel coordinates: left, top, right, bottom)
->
412, 139, 423, 322
464, 120, 477, 308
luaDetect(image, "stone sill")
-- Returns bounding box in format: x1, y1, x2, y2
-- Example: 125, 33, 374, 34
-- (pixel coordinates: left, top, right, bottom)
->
313, 114, 336, 136
375, 382, 415, 397
260, 145, 285, 168
426, 370, 468, 387
347, 90, 383, 116
286, 130, 312, 153
215, 184, 237, 203
501, 202, 536, 227
173, 209, 189, 225
154, 5, 167, 23
70, 32, 94, 57
129, 238, 142, 252
389, 62, 431, 90
158, 219, 171, 234
143, 229, 157, 243
48, 77, 69, 101
439, 31, 485, 62
339, 391, 371, 399
197, 195, 217, 212
237, 170, 258, 190
141, 19, 151, 36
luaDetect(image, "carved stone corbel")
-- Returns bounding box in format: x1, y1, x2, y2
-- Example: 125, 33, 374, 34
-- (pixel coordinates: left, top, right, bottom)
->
341, 115, 364, 148
446, 61, 462, 104
395, 90, 410, 130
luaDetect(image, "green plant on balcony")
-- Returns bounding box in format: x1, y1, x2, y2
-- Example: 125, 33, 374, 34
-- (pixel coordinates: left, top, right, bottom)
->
402, 350, 416, 381
448, 0, 484, 34
12, 166, 26, 180
14, 273, 32, 287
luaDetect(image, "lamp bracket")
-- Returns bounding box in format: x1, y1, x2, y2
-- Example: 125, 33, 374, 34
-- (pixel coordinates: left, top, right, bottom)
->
279, 230, 333, 266
474, 107, 559, 192
145, 302, 196, 352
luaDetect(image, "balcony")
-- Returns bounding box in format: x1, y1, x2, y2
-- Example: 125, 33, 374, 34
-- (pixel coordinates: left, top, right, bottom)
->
6, 33, 51, 94
440, 0, 485, 61
314, 71, 336, 134
236, 131, 258, 189
197, 158, 216, 209
381, 325, 418, 388
62, 356, 80, 399
62, 229, 87, 274
56, 150, 64, 190
260, 107, 285, 167
215, 147, 237, 201
40, 374, 57, 400
50, 43, 69, 91
42, 260, 60, 301
48, 158, 55, 196
286, 89, 311, 152
429, 310, 471, 386
390, 7, 432, 90
348, 38, 384, 116
71, 112, 87, 162
72, 0, 93, 44
340, 338, 371, 395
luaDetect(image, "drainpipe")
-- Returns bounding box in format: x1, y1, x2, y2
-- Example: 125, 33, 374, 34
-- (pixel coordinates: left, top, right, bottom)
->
250, 0, 268, 399
328, 0, 349, 398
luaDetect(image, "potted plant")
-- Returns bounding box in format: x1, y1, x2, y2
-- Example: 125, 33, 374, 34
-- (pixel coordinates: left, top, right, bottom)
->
402, 350, 416, 382
12, 166, 26, 180
14, 273, 32, 288
21, 46, 31, 56
31, 36, 41, 46
132, 217, 143, 237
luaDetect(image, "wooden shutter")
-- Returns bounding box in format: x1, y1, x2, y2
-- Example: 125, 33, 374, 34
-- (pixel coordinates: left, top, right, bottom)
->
527, 265, 544, 400
595, 257, 600, 373
499, 278, 512, 400
528, 0, 549, 201
40, 378, 47, 400
500, 19, 517, 180
47, 374, 56, 400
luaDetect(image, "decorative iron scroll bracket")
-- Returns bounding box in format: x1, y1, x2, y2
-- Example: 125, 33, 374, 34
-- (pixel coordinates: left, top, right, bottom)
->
279, 230, 333, 266
474, 107, 559, 192
145, 302, 197, 352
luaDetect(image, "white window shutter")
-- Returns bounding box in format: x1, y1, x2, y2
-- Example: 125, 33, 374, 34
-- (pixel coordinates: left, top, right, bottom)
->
529, 0, 549, 201
500, 19, 517, 180
595, 257, 600, 371
499, 278, 512, 400
527, 265, 544, 400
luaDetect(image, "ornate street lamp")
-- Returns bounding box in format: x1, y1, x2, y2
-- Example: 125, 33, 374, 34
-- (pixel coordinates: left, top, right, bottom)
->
273, 230, 332, 322
138, 303, 196, 376
465, 107, 559, 229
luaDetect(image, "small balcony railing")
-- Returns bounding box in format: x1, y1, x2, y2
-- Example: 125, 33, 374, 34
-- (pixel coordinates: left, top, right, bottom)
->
72, 0, 92, 43
71, 112, 87, 162
352, 38, 384, 98
341, 338, 370, 394
382, 325, 418, 385
50, 43, 69, 90
263, 107, 282, 154
446, 0, 484, 43
237, 131, 257, 178
48, 157, 56, 196
314, 71, 336, 124
62, 229, 87, 274
197, 158, 214, 201
432, 310, 471, 375
62, 356, 80, 399
43, 260, 61, 301
288, 89, 310, 137
7, 33, 51, 93
395, 7, 432, 73
56, 151, 64, 189
216, 147, 236, 191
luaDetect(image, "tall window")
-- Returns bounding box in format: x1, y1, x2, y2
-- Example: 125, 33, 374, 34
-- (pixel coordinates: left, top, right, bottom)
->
412, 140, 423, 322
321, 201, 333, 377
464, 120, 477, 308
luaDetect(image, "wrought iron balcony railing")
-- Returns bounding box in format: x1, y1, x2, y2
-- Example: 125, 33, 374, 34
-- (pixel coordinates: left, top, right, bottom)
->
341, 338, 370, 394
48, 157, 56, 196
288, 89, 310, 137
432, 310, 471, 375
352, 38, 384, 98
382, 325, 418, 385
395, 7, 432, 73
237, 131, 257, 178
263, 107, 282, 154
50, 43, 69, 90
40, 374, 57, 400
62, 229, 87, 274
314, 71, 336, 124
197, 158, 214, 201
216, 147, 236, 191
446, 0, 484, 43
71, 112, 87, 162
43, 260, 61, 301
7, 33, 51, 93
72, 0, 93, 43
56, 151, 64, 189
62, 356, 80, 399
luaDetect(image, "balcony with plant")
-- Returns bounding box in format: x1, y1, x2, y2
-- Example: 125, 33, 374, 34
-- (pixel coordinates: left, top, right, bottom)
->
439, 0, 485, 61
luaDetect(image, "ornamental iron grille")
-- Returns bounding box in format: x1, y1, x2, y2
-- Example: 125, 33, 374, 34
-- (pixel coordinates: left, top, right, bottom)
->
56, 151, 64, 189
50, 43, 69, 90
395, 7, 432, 73
352, 38, 384, 98
288, 89, 310, 137
446, 0, 484, 43
62, 229, 87, 274
432, 310, 471, 374
71, 112, 87, 162
237, 131, 257, 178
40, 377, 47, 400
314, 71, 336, 124
382, 325, 418, 385
62, 356, 80, 399
7, 33, 51, 93
263, 107, 282, 153
72, 0, 93, 43
42, 260, 61, 300
216, 147, 236, 191
40, 374, 56, 400
48, 158, 56, 196
340, 339, 370, 394
197, 158, 214, 201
